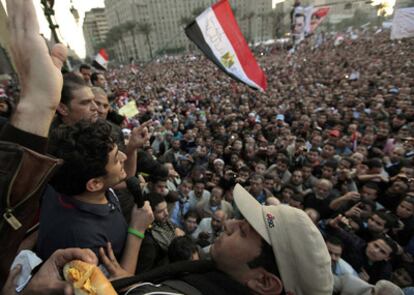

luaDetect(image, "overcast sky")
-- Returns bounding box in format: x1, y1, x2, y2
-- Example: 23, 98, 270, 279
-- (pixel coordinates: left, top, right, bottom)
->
2, 0, 285, 59
2, 0, 104, 58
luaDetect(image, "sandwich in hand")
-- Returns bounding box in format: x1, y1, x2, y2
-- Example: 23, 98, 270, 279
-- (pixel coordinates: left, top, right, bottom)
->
63, 260, 117, 295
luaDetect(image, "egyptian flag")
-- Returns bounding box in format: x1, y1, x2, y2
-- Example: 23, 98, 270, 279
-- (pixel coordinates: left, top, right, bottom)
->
93, 49, 109, 71
185, 0, 267, 92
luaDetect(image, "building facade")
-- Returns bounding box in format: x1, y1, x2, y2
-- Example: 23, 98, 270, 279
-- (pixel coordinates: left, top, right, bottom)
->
83, 8, 109, 58
103, 0, 274, 62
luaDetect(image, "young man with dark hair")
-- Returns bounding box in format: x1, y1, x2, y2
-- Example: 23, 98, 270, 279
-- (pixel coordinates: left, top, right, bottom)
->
328, 214, 397, 284
37, 119, 154, 275
168, 236, 200, 263
325, 236, 358, 276
181, 210, 199, 235
392, 196, 414, 246
79, 63, 92, 84
90, 72, 107, 89
2, 2, 333, 293
137, 193, 184, 272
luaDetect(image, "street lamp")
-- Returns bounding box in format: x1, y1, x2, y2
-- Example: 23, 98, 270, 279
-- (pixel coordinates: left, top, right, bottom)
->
40, 0, 60, 43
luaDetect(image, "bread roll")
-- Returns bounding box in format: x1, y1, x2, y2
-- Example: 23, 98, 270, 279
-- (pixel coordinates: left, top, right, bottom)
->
63, 260, 117, 295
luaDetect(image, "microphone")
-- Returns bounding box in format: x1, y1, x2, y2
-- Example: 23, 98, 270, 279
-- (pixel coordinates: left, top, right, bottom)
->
126, 177, 145, 208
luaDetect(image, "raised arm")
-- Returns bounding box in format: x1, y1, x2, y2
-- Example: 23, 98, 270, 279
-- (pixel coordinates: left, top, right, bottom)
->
6, 0, 67, 137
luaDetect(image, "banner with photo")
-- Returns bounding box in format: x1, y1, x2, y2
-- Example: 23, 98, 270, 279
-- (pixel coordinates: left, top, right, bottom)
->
391, 7, 414, 40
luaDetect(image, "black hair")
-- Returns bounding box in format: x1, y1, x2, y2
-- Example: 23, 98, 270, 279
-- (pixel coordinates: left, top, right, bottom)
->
168, 236, 199, 263
61, 72, 88, 106
367, 158, 383, 169
49, 120, 114, 195
79, 63, 91, 71
184, 210, 199, 223
308, 148, 320, 154
373, 210, 399, 230
326, 235, 344, 249
281, 184, 298, 194
341, 157, 355, 168
324, 160, 338, 170
378, 235, 398, 256
90, 72, 102, 85
148, 192, 166, 210
363, 181, 380, 192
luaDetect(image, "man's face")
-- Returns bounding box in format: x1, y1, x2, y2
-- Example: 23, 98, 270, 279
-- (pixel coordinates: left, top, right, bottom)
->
184, 217, 198, 233
172, 139, 180, 150
210, 187, 223, 207
396, 201, 414, 219
276, 161, 287, 172
94, 74, 106, 88
321, 166, 334, 179
249, 178, 263, 197
211, 219, 262, 271
62, 87, 98, 125
366, 239, 392, 262
102, 145, 127, 188
194, 183, 205, 197
80, 68, 92, 83
94, 93, 110, 120
291, 171, 303, 185
314, 182, 331, 199
326, 242, 342, 268
281, 188, 294, 201
179, 182, 192, 197
311, 135, 322, 147
302, 167, 312, 179
361, 186, 377, 200
154, 201, 169, 223
388, 181, 408, 195
153, 181, 167, 195
391, 268, 413, 288
0, 100, 8, 114
264, 178, 274, 190
306, 151, 319, 163
322, 144, 335, 159
255, 164, 266, 175
367, 214, 386, 233
211, 211, 226, 232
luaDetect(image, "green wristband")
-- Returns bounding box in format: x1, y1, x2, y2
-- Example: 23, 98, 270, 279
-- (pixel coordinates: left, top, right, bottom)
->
128, 227, 145, 239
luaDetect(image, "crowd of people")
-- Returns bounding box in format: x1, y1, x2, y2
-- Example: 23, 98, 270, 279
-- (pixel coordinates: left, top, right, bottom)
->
1, 0, 414, 294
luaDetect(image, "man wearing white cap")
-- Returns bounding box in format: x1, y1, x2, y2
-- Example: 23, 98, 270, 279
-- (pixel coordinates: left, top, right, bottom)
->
115, 184, 333, 294
4, 184, 333, 294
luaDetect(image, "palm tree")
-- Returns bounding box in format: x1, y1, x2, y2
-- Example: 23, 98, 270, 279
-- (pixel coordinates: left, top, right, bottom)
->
105, 26, 122, 62
123, 21, 139, 60
258, 12, 267, 42
137, 22, 153, 59
268, 10, 285, 39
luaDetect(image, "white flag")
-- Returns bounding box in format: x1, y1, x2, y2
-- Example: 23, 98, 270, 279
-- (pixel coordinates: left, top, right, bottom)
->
391, 7, 414, 40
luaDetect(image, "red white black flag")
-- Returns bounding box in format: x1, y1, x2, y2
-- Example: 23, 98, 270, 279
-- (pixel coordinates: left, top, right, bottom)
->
93, 48, 109, 71
185, 0, 267, 92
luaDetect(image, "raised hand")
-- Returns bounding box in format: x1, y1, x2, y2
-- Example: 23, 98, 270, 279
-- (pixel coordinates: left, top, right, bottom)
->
6, 0, 67, 137
99, 243, 131, 280
127, 120, 152, 150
